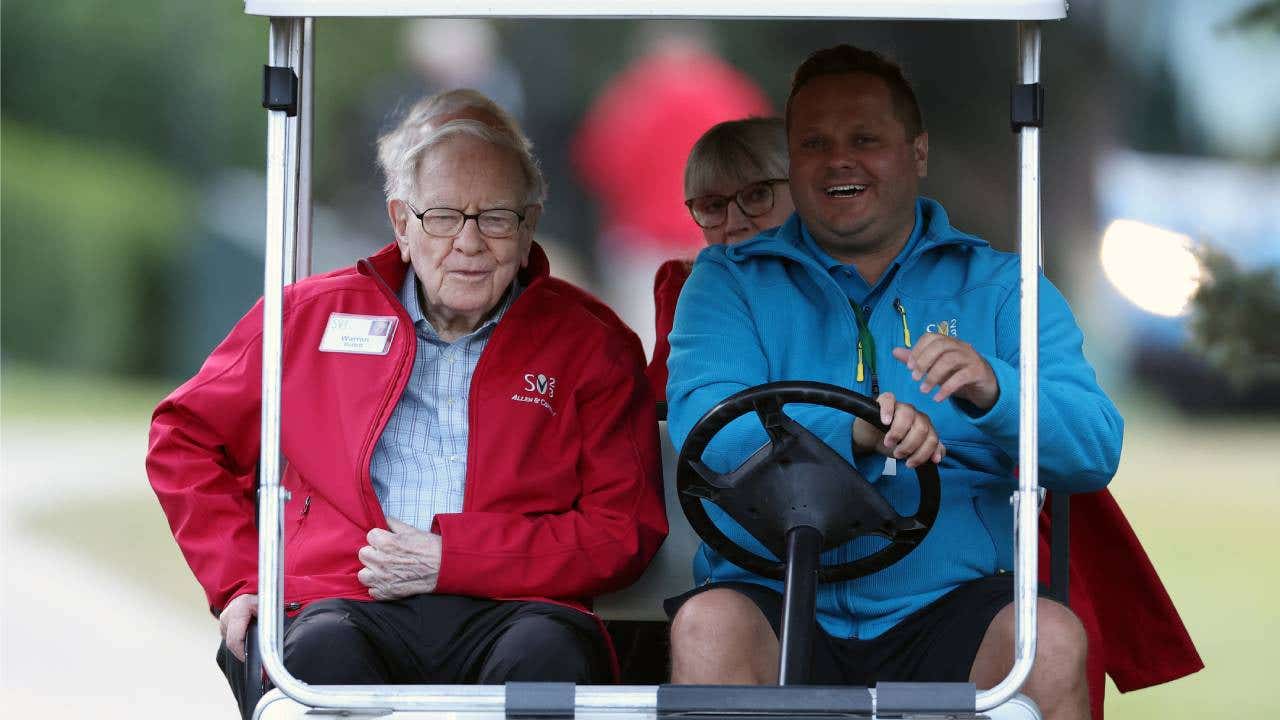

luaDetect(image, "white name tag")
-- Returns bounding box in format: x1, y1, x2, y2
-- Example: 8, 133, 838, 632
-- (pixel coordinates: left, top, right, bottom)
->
883, 457, 898, 476
319, 313, 397, 355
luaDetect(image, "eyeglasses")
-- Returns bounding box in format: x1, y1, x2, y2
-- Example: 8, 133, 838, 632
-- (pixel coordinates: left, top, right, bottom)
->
405, 202, 526, 240
685, 179, 789, 229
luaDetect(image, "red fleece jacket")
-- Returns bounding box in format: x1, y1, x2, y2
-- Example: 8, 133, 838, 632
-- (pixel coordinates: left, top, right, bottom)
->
148, 243, 667, 620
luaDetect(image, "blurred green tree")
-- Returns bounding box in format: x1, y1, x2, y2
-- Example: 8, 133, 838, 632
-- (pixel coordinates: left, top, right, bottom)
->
1190, 249, 1280, 387
1, 122, 191, 375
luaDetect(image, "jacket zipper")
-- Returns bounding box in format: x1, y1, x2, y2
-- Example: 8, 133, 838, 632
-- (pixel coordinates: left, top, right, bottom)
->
356, 258, 416, 528
893, 298, 912, 348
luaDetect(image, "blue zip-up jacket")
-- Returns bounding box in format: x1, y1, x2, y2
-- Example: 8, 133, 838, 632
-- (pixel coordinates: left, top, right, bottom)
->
667, 198, 1123, 639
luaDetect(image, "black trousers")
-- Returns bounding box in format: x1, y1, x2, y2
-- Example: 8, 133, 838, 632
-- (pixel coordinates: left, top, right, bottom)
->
218, 594, 610, 718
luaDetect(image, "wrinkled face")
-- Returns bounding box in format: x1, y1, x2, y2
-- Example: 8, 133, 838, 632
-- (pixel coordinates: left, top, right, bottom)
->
787, 73, 928, 263
694, 179, 795, 246
390, 134, 537, 330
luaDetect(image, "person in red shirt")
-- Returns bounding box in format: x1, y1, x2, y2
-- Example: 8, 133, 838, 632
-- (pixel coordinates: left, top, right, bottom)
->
573, 29, 772, 357
148, 90, 666, 716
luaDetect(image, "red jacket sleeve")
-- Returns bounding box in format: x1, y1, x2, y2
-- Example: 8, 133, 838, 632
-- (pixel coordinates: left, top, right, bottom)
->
147, 301, 265, 615
432, 331, 667, 601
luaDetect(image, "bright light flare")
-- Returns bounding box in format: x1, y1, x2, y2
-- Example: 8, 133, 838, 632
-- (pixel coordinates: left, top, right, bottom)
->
1100, 219, 1203, 317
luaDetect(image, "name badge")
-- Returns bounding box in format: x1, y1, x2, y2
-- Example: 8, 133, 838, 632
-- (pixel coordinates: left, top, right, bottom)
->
319, 313, 397, 355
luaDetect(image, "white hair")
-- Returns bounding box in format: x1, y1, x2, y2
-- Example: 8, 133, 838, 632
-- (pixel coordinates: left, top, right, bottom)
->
376, 89, 545, 206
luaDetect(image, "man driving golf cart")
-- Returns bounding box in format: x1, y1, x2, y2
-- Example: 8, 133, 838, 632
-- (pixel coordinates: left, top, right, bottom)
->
665, 45, 1122, 720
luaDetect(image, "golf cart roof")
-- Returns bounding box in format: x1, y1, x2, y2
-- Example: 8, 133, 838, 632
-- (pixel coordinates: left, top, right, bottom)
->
244, 0, 1066, 20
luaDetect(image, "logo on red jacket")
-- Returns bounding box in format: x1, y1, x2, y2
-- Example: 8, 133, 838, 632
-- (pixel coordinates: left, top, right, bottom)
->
512, 372, 557, 415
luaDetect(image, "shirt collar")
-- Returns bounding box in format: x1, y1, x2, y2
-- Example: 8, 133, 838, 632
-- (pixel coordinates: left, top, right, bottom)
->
399, 267, 521, 342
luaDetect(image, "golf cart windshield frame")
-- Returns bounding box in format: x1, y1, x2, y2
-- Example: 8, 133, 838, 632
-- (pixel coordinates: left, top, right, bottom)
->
250, 2, 1056, 714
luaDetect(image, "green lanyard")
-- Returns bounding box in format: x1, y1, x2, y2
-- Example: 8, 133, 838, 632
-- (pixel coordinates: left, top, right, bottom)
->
850, 300, 879, 396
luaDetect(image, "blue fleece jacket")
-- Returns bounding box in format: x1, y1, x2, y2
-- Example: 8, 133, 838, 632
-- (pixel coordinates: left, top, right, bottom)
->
666, 197, 1123, 639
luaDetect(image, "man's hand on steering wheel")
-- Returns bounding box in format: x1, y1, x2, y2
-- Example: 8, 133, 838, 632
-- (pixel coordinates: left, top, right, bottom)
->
852, 392, 946, 468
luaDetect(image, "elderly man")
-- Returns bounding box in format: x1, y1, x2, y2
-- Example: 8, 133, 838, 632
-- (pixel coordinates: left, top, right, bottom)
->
665, 46, 1122, 720
148, 90, 665, 714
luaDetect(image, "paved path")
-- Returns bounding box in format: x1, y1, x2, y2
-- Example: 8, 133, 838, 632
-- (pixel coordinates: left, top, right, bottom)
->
2, 420, 235, 719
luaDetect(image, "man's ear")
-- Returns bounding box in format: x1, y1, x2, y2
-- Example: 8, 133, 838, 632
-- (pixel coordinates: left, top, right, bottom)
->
913, 131, 930, 178
388, 199, 412, 262
518, 205, 542, 268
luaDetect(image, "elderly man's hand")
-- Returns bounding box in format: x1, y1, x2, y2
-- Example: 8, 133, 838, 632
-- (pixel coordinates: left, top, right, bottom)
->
892, 334, 999, 411
852, 392, 945, 468
357, 518, 443, 600
219, 593, 259, 662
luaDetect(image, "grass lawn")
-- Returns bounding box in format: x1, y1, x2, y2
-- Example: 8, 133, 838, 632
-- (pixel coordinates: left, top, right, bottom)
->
1, 362, 175, 422
1102, 394, 1279, 718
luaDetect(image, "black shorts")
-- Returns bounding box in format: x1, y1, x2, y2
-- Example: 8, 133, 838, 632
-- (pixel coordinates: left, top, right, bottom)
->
665, 575, 1015, 685
219, 594, 611, 718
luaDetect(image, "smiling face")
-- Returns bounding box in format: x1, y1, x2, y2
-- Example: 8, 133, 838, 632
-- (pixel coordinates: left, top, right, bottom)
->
787, 72, 928, 264
389, 133, 537, 338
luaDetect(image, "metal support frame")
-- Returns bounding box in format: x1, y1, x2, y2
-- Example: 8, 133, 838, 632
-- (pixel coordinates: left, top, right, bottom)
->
255, 13, 1046, 717
257, 12, 303, 708
975, 20, 1042, 713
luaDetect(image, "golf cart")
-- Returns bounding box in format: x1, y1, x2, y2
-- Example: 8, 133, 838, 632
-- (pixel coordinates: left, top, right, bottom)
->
244, 1, 1063, 717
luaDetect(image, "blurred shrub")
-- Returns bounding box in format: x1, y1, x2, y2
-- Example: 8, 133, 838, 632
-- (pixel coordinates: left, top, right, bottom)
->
1, 121, 190, 375
1190, 247, 1280, 387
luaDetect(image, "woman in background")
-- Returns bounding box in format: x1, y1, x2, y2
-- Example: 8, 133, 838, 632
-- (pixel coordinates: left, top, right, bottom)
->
648, 117, 793, 403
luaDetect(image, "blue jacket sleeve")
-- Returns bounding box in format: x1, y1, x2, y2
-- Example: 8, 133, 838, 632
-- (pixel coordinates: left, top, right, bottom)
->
666, 255, 862, 478
963, 274, 1124, 492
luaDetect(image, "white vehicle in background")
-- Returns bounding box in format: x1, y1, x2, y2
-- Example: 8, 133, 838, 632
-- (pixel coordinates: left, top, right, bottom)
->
245, 2, 1064, 718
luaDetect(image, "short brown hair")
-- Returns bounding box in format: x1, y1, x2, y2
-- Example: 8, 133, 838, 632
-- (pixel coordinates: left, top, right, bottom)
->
785, 44, 924, 138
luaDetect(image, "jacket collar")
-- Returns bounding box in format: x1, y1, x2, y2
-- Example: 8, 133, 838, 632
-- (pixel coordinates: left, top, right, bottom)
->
720, 197, 987, 275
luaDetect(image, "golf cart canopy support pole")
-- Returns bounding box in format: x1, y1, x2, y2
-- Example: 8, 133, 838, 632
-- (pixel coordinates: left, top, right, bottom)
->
245, 0, 1067, 20
257, 16, 304, 705
975, 20, 1042, 714
253, 4, 1057, 714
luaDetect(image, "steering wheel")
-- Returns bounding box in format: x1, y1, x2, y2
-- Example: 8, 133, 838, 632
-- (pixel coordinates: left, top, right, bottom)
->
676, 381, 940, 582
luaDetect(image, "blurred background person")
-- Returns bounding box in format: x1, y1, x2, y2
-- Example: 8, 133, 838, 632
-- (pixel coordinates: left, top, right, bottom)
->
649, 117, 793, 405
572, 23, 772, 355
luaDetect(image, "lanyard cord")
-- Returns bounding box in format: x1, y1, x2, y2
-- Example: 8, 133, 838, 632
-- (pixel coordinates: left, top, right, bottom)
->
851, 300, 879, 396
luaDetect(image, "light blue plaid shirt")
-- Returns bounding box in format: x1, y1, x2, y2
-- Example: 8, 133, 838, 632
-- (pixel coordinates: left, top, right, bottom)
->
369, 269, 520, 531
